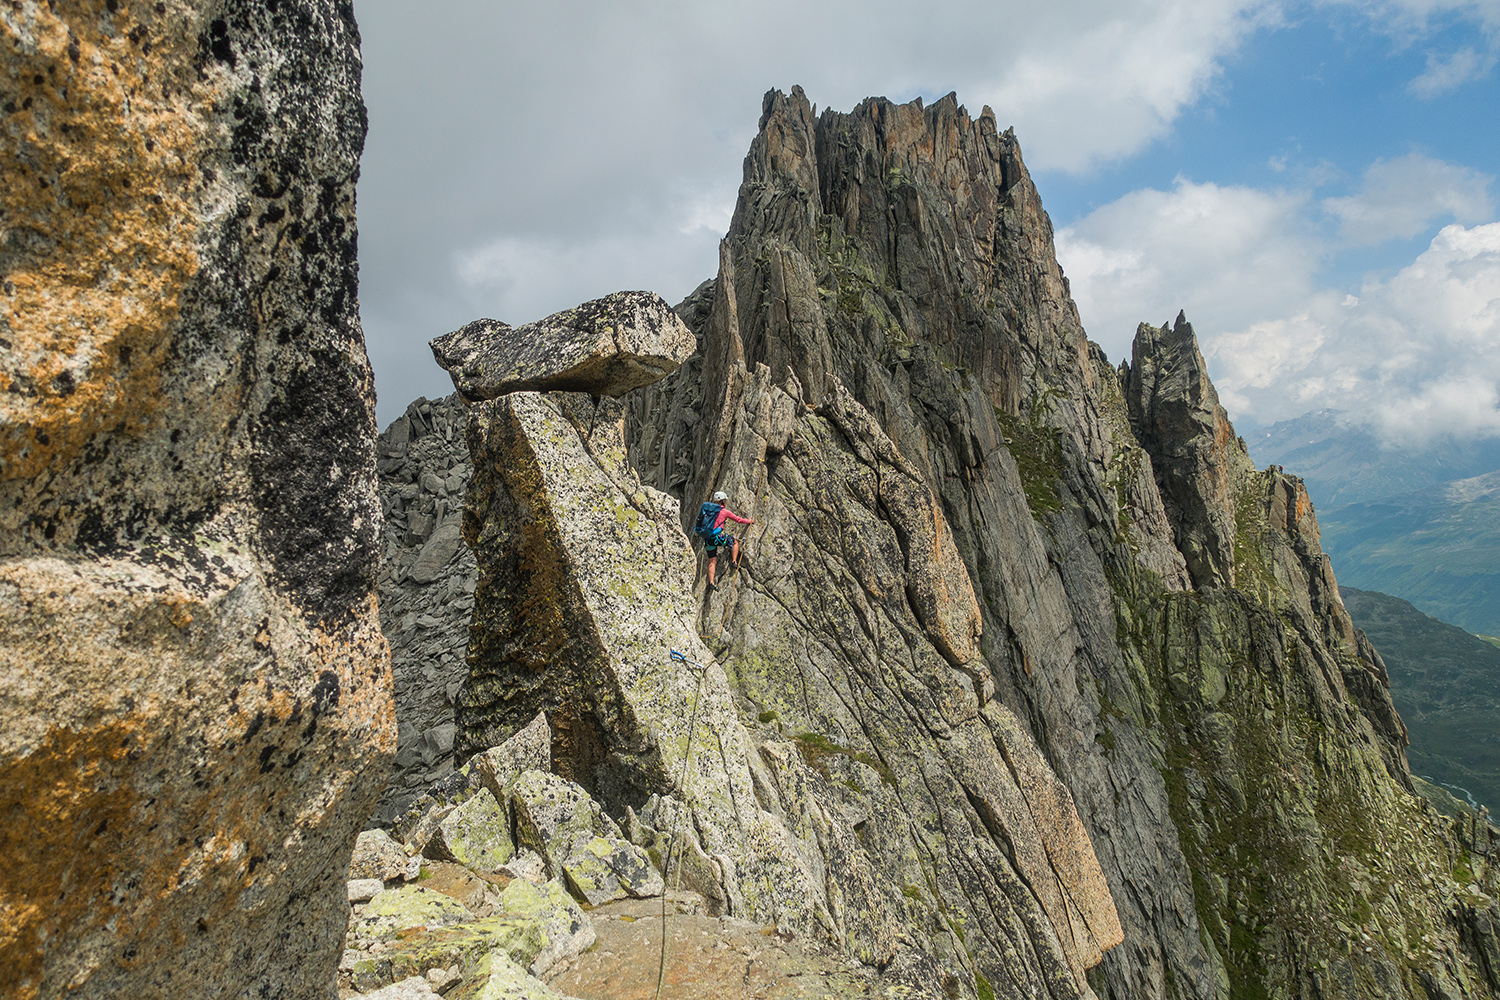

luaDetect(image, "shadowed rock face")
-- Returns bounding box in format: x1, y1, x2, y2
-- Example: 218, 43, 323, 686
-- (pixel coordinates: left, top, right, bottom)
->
372, 395, 476, 826
0, 5, 391, 999
431, 291, 696, 401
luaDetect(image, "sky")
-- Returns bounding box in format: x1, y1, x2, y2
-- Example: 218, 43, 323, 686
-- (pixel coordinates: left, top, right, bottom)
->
353, 0, 1500, 445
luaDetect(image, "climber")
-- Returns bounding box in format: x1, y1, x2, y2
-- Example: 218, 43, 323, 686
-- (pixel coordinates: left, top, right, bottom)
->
693, 490, 754, 590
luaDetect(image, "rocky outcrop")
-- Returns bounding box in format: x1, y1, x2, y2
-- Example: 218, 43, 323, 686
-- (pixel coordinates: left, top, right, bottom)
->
431, 292, 695, 401
1123, 313, 1255, 589
0, 4, 390, 1000
339, 719, 614, 999
374, 395, 477, 823
621, 87, 1500, 999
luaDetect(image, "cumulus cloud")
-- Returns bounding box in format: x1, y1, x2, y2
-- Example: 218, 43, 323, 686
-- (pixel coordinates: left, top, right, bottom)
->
1056, 179, 1323, 357
1327, 0, 1500, 94
1057, 171, 1500, 443
1323, 153, 1494, 243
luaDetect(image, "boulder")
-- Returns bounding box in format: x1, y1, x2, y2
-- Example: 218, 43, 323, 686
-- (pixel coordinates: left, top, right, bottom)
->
510, 770, 622, 864
558, 834, 665, 906
416, 861, 503, 915
0, 5, 391, 999
479, 952, 584, 1000
349, 879, 387, 904
430, 291, 695, 401
470, 711, 553, 804
348, 886, 476, 950
360, 976, 442, 1000
345, 915, 545, 995
498, 851, 549, 885
497, 878, 595, 976
424, 789, 514, 871
353, 828, 419, 882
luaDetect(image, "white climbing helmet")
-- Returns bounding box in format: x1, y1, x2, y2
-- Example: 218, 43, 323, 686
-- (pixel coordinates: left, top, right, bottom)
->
712, 491, 728, 502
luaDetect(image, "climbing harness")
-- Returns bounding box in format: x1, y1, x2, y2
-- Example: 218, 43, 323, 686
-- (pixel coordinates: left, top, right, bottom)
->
655, 648, 709, 1000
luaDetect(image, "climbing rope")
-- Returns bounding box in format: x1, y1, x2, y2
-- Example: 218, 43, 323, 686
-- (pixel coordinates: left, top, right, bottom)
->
655, 648, 708, 1000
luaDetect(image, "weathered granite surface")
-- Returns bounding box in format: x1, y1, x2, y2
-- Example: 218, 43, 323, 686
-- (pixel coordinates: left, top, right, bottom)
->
379, 86, 1500, 1000
449, 377, 1119, 997
0, 4, 391, 1000
1123, 313, 1255, 590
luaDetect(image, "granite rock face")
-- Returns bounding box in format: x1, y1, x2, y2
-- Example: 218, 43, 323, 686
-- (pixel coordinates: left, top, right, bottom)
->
0, 4, 391, 1000
373, 394, 477, 824
431, 291, 695, 401
622, 87, 1500, 999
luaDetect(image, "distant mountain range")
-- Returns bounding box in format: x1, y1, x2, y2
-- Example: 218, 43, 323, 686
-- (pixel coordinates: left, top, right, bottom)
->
1341, 586, 1500, 813
1245, 409, 1500, 507
1319, 471, 1500, 637
1249, 410, 1500, 636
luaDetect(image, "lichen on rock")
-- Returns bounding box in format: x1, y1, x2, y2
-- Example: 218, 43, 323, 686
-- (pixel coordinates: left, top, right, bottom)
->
0, 4, 392, 999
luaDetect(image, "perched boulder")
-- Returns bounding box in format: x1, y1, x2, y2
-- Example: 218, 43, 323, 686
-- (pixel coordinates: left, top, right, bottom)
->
431, 291, 695, 400
0, 5, 391, 999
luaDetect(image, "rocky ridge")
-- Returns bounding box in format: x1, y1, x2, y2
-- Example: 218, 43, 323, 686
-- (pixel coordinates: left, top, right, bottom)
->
621, 88, 1500, 999
379, 89, 1500, 1000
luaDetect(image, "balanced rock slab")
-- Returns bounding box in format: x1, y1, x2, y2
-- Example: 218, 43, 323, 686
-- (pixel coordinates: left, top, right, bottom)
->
430, 291, 695, 400
0, 5, 391, 1000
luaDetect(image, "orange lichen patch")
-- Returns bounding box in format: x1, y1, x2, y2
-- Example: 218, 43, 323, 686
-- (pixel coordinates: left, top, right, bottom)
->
0, 2, 218, 482
164, 593, 197, 628
0, 720, 145, 1000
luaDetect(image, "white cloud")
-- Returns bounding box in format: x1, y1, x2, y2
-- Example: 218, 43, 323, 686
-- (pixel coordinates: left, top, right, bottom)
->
1058, 174, 1500, 444
1323, 153, 1493, 243
1056, 179, 1322, 359
1409, 44, 1499, 95
1325, 0, 1500, 94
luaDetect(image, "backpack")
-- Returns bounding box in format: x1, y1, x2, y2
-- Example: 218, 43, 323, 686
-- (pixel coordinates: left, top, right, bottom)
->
693, 502, 722, 537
